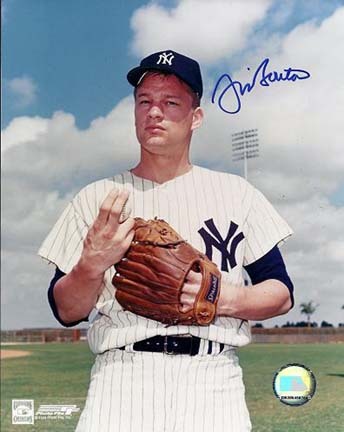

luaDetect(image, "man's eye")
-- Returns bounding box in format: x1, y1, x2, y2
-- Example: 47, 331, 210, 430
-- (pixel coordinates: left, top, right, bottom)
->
139, 100, 150, 105
167, 101, 178, 106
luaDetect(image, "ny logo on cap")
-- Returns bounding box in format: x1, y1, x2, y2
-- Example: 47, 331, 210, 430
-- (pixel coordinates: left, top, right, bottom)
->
156, 52, 174, 66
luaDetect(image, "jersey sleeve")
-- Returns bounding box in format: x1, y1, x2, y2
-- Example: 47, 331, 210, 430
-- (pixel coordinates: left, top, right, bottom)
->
243, 186, 293, 266
38, 199, 89, 274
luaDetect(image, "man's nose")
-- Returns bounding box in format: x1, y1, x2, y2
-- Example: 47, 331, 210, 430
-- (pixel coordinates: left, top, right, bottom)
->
148, 104, 163, 119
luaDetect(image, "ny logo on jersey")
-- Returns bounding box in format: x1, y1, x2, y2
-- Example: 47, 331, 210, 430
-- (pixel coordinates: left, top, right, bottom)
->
198, 219, 245, 272
156, 52, 174, 66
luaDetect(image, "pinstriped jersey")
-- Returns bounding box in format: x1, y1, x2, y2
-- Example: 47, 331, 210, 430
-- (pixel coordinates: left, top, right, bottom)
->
38, 165, 292, 353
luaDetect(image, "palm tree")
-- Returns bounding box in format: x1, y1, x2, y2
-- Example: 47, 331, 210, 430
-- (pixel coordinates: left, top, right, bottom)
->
300, 301, 318, 327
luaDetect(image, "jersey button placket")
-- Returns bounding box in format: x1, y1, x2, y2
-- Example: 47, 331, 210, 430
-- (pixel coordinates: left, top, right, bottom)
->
157, 183, 169, 221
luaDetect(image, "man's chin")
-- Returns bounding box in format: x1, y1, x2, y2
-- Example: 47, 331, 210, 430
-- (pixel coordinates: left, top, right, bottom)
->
140, 140, 172, 156
143, 138, 167, 148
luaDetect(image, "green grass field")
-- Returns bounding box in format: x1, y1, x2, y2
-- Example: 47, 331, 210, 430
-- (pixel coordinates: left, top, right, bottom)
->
1, 343, 343, 431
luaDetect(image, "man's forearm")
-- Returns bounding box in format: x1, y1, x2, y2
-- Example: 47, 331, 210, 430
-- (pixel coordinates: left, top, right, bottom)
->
51, 190, 136, 325
217, 279, 292, 321
53, 257, 105, 324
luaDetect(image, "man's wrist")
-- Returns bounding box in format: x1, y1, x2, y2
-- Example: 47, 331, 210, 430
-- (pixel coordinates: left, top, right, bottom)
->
217, 282, 246, 317
74, 256, 106, 281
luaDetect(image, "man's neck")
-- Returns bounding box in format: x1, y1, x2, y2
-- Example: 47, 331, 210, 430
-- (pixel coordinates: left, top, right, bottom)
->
131, 156, 193, 184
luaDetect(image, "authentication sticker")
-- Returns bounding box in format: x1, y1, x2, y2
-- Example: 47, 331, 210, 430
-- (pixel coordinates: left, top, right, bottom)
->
273, 363, 316, 406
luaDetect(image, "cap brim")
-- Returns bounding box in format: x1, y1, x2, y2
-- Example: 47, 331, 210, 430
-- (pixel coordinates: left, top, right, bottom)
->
127, 66, 163, 88
127, 65, 194, 89
127, 64, 201, 98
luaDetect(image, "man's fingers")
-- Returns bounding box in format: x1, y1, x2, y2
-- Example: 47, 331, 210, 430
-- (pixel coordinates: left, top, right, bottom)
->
116, 217, 136, 239
180, 273, 201, 312
186, 269, 202, 283
180, 292, 194, 312
107, 190, 130, 227
96, 189, 119, 226
185, 271, 202, 291
181, 282, 196, 295
119, 193, 132, 223
122, 228, 135, 249
181, 282, 198, 300
96, 189, 131, 234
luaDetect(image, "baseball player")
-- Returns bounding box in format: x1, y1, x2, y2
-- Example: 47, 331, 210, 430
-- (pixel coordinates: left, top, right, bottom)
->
38, 50, 294, 432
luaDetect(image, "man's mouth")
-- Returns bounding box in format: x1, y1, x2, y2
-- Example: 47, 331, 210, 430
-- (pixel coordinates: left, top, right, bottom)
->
145, 125, 165, 132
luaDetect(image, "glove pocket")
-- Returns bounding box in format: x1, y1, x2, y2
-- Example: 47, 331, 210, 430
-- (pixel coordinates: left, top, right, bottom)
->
113, 275, 179, 304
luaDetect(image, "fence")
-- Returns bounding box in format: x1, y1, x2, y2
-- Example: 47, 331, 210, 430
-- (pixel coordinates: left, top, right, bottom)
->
1, 327, 344, 344
1, 328, 87, 344
251, 327, 344, 343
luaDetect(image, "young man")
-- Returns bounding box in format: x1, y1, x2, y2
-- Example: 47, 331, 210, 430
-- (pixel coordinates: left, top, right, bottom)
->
39, 50, 294, 432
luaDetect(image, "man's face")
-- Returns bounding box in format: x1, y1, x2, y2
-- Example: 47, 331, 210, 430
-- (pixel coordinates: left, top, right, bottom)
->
134, 73, 202, 155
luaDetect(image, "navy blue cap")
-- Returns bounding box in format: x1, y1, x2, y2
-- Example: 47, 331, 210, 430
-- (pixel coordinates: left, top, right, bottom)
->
127, 50, 203, 99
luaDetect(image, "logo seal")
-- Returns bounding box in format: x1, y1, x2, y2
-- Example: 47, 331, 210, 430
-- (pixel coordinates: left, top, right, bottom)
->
273, 363, 316, 406
12, 400, 34, 424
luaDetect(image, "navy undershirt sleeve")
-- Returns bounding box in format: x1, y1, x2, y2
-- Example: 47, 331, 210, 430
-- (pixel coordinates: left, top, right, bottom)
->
48, 267, 89, 327
243, 246, 294, 308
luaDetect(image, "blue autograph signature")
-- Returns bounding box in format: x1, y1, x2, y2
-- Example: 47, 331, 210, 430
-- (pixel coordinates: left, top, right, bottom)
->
211, 58, 311, 114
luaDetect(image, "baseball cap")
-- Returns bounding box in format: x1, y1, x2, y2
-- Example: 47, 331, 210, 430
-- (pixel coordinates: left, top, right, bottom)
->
127, 50, 203, 99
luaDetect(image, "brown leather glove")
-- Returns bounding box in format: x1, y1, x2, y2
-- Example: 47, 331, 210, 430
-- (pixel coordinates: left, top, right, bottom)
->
112, 218, 221, 325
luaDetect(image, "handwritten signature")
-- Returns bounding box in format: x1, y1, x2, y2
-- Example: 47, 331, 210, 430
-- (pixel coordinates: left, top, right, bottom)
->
211, 58, 311, 114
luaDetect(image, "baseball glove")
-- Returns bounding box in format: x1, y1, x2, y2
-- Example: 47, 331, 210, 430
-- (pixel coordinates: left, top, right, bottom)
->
112, 218, 221, 326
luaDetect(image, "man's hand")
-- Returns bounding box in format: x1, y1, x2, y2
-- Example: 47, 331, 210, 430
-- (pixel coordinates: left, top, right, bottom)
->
180, 272, 292, 320
80, 188, 135, 278
53, 188, 135, 324
180, 270, 202, 312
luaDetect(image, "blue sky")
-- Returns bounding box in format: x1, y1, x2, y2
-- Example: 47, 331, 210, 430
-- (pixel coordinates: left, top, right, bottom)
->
2, 0, 344, 329
2, 0, 146, 128
3, 0, 342, 129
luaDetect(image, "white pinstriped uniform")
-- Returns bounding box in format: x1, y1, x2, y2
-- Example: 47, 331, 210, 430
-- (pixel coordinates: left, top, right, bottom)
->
39, 165, 292, 432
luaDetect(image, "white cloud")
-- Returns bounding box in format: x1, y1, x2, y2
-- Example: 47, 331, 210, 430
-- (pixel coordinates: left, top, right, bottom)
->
1, 249, 87, 330
5, 75, 38, 108
2, 97, 139, 251
262, 195, 344, 327
1, 116, 48, 153
2, 98, 138, 190
130, 0, 272, 63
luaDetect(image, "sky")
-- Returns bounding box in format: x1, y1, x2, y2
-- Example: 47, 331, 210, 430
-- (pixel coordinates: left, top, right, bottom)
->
2, 0, 344, 330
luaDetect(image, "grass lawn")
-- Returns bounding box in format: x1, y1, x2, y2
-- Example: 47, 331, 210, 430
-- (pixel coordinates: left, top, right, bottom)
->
1, 343, 94, 432
239, 343, 344, 432
1, 342, 343, 431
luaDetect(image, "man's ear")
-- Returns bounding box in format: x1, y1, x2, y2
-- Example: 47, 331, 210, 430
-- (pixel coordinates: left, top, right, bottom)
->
191, 107, 204, 131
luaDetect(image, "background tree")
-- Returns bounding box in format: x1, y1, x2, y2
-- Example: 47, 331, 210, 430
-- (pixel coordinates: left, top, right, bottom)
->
300, 301, 319, 327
